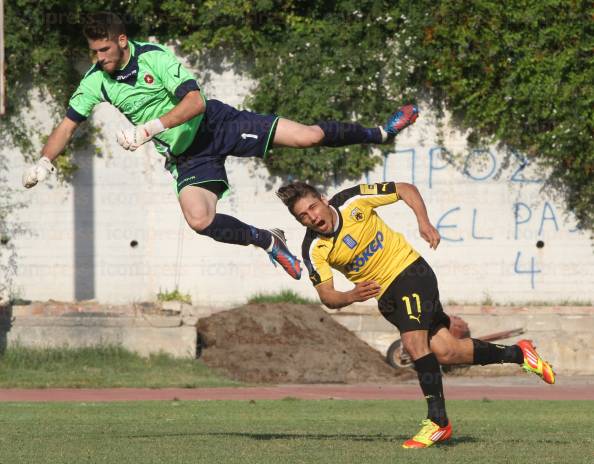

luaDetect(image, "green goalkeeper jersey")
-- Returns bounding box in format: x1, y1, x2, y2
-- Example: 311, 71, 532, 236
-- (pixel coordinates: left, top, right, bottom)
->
66, 40, 205, 158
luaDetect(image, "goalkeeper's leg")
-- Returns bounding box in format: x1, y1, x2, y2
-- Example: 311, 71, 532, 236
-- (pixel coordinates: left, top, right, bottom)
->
272, 104, 418, 148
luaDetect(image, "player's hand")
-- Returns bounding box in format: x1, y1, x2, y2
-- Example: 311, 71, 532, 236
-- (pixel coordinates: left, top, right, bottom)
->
350, 281, 382, 302
419, 221, 440, 249
22, 157, 56, 189
116, 118, 165, 151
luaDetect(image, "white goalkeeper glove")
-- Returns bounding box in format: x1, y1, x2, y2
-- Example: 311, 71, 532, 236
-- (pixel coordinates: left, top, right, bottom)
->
22, 157, 56, 189
116, 118, 165, 151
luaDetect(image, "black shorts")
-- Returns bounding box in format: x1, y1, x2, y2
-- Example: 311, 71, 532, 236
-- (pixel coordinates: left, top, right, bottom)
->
172, 99, 279, 197
377, 257, 450, 335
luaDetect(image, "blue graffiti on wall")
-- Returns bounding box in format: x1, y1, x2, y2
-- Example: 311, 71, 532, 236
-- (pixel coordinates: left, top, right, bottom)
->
362, 146, 580, 290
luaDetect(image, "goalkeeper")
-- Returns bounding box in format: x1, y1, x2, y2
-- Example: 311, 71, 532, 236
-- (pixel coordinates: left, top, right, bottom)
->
22, 12, 418, 280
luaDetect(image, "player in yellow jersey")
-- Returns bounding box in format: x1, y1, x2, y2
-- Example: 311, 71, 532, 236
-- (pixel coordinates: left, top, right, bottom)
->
277, 181, 556, 449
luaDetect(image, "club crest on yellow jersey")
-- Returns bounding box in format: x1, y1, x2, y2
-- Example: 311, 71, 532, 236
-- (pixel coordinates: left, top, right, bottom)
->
350, 207, 365, 222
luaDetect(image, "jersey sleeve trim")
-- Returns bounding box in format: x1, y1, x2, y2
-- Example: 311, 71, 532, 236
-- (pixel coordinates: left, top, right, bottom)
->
174, 79, 200, 99
330, 182, 399, 210
134, 41, 165, 55
359, 182, 397, 196
302, 231, 331, 287
329, 185, 362, 208
313, 276, 333, 287
65, 106, 87, 123
302, 231, 319, 285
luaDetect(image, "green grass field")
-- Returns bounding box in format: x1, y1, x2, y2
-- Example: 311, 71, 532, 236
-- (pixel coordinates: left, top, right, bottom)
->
0, 400, 591, 464
0, 346, 239, 388
247, 289, 318, 305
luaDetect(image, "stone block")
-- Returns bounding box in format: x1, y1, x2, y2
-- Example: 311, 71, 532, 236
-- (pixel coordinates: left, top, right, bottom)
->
558, 315, 594, 333
6, 313, 196, 358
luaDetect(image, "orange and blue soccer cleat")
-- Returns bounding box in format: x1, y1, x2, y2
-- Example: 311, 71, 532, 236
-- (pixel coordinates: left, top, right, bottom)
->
267, 228, 302, 280
516, 339, 555, 384
402, 419, 452, 449
384, 104, 419, 136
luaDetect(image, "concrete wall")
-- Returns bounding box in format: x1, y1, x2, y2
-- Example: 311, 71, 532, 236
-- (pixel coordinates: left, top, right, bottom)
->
1, 302, 200, 358
2, 302, 592, 375
1, 48, 593, 306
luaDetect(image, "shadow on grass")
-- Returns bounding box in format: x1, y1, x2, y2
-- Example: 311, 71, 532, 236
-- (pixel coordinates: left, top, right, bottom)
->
124, 431, 478, 445
447, 436, 479, 445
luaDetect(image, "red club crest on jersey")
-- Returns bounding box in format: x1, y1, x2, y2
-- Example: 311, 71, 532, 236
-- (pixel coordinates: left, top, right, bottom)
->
144, 74, 154, 84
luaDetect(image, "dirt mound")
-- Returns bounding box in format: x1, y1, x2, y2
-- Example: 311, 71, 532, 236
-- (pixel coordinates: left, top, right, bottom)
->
197, 303, 413, 384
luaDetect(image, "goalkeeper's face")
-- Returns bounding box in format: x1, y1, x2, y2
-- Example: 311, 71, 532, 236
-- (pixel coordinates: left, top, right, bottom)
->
88, 35, 128, 75
292, 194, 335, 235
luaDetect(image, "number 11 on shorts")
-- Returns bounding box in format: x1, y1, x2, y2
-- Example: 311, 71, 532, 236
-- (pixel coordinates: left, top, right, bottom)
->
402, 293, 421, 323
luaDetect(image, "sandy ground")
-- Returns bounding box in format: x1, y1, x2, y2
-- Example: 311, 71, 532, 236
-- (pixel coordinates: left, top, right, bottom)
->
197, 303, 414, 383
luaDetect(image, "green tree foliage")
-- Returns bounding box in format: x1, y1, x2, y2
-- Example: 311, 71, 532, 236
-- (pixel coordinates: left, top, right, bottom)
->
0, 150, 23, 303
171, 0, 411, 183
402, 0, 593, 232
1, 0, 592, 230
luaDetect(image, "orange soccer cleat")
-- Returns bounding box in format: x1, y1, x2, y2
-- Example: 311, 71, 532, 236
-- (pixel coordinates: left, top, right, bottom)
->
402, 419, 452, 449
516, 339, 555, 384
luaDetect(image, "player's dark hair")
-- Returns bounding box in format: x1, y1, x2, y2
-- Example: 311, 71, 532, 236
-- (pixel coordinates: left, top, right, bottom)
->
276, 182, 322, 214
83, 12, 126, 40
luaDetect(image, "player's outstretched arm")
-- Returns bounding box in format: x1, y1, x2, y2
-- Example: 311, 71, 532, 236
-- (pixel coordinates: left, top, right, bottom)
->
316, 279, 381, 309
395, 182, 441, 249
116, 90, 205, 151
42, 117, 79, 161
159, 90, 205, 129
22, 117, 79, 189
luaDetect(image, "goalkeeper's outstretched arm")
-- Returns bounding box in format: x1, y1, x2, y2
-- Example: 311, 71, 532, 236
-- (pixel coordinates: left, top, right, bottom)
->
42, 117, 79, 161
22, 117, 79, 189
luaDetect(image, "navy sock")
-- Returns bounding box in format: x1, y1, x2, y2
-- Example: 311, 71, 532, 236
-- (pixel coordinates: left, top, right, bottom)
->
472, 339, 524, 365
413, 353, 448, 427
198, 214, 272, 249
317, 121, 382, 147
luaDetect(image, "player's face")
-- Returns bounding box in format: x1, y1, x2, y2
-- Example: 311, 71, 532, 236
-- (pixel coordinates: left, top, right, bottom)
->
88, 35, 128, 75
292, 195, 335, 234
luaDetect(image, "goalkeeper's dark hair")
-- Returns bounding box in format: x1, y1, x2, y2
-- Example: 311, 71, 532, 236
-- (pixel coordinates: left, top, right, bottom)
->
83, 12, 126, 40
276, 182, 322, 214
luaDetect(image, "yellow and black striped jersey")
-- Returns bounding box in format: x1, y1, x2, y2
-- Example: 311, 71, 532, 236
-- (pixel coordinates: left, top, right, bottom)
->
302, 182, 420, 298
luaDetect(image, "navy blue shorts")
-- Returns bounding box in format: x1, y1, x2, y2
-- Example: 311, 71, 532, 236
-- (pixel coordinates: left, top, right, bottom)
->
172, 99, 279, 197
